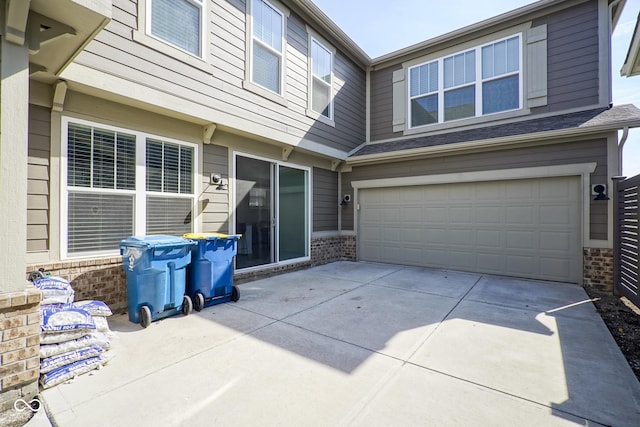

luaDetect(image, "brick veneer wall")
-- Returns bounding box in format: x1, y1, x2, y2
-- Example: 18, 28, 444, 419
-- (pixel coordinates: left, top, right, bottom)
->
0, 286, 42, 411
583, 248, 614, 292
26, 257, 127, 313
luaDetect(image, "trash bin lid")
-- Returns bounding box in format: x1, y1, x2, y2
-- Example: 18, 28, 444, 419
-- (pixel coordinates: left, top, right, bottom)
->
120, 235, 193, 249
182, 232, 242, 241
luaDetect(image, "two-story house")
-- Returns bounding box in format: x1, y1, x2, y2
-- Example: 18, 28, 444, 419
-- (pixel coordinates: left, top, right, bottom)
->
1, 0, 639, 407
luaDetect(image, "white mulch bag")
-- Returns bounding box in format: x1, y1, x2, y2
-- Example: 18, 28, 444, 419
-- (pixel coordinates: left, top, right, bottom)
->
40, 345, 103, 374
40, 355, 109, 389
73, 300, 112, 317
33, 277, 75, 305
93, 317, 112, 334
40, 330, 90, 345
41, 307, 95, 333
40, 333, 111, 358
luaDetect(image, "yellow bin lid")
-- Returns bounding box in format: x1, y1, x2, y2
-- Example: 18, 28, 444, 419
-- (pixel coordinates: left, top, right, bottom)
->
182, 232, 242, 240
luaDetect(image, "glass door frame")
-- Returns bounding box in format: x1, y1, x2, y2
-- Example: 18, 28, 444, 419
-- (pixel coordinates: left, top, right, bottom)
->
232, 152, 311, 271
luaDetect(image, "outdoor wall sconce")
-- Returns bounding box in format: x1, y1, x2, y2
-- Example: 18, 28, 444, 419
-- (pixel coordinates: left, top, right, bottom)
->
592, 184, 609, 201
340, 194, 351, 206
210, 173, 228, 191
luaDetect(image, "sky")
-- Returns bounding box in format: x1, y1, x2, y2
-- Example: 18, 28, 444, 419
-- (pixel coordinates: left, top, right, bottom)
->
311, 0, 640, 177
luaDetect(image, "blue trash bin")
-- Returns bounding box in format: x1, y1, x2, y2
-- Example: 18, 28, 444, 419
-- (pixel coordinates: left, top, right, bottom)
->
120, 235, 194, 327
183, 233, 241, 311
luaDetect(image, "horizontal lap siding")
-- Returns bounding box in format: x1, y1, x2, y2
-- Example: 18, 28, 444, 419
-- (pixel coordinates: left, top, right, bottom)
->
370, 65, 401, 141
77, 0, 365, 154
342, 139, 609, 238
313, 167, 338, 232
202, 144, 230, 233
27, 105, 51, 252
532, 1, 600, 113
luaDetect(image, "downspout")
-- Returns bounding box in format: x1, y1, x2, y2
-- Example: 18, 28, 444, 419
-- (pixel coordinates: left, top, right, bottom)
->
618, 126, 629, 175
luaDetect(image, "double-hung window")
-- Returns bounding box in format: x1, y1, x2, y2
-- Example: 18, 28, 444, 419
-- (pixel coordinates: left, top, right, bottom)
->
409, 34, 521, 128
63, 119, 196, 258
148, 0, 204, 57
310, 37, 333, 119
251, 0, 285, 94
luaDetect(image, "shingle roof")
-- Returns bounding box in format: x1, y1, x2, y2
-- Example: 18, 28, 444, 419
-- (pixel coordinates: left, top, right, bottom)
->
349, 104, 640, 158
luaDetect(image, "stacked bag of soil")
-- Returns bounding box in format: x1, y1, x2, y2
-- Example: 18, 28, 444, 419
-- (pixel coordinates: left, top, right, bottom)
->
30, 274, 113, 389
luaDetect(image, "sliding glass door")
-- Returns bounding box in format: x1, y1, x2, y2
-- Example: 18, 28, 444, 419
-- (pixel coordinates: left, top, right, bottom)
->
235, 155, 309, 269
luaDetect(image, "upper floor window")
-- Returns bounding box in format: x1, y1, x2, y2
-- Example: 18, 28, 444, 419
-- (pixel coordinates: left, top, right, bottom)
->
409, 34, 521, 128
251, 0, 285, 94
63, 119, 196, 258
149, 0, 204, 57
310, 37, 333, 119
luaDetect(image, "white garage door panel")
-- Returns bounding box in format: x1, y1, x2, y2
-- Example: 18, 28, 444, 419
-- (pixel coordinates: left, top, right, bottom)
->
358, 177, 581, 283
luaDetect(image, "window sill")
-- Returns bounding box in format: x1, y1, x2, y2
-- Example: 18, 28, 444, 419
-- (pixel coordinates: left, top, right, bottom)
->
243, 80, 289, 107
306, 109, 335, 127
132, 30, 214, 75
403, 108, 530, 137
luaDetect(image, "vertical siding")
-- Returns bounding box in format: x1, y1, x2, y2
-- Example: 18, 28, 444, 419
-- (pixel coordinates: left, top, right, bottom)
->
202, 144, 230, 233
27, 105, 50, 252
342, 139, 608, 240
369, 64, 401, 142
532, 1, 600, 113
313, 167, 338, 232
75, 0, 365, 155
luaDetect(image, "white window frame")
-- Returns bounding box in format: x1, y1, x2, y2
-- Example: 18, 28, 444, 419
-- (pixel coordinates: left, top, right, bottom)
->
133, 0, 208, 66
61, 117, 199, 259
147, 0, 205, 58
408, 33, 523, 129
306, 31, 335, 126
244, 0, 290, 104
231, 152, 311, 271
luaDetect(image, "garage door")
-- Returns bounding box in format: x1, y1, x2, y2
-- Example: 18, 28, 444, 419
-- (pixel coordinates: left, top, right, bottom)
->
358, 176, 581, 283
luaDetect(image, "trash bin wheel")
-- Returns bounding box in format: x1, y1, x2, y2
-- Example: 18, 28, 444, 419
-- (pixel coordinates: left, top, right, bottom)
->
139, 306, 152, 328
231, 286, 240, 302
194, 293, 205, 312
182, 295, 193, 316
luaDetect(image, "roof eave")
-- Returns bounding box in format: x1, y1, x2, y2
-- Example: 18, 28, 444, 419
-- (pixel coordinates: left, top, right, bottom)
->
346, 121, 640, 166
621, 12, 640, 77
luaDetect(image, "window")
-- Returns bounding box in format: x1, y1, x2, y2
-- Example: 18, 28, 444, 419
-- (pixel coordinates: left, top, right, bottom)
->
148, 0, 203, 57
251, 0, 285, 94
408, 34, 521, 128
63, 119, 196, 257
310, 37, 333, 119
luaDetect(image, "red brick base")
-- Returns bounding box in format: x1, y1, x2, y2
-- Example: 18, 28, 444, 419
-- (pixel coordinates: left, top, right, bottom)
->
583, 248, 614, 292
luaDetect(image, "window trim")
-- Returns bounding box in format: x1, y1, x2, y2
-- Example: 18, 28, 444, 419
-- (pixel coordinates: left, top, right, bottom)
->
61, 117, 199, 259
133, 0, 211, 71
306, 29, 336, 127
244, 0, 290, 103
408, 33, 523, 129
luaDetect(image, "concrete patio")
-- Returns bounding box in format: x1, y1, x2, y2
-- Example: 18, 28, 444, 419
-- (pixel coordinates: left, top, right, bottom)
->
39, 262, 640, 426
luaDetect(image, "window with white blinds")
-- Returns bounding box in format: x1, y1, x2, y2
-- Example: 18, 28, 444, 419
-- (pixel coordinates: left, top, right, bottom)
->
251, 0, 284, 93
149, 0, 203, 57
145, 139, 194, 235
64, 120, 196, 257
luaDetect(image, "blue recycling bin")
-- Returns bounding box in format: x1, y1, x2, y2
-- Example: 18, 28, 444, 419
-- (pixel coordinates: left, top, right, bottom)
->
120, 235, 194, 328
183, 233, 241, 311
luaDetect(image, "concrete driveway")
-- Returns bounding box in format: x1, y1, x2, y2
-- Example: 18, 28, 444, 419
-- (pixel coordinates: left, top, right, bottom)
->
40, 262, 640, 426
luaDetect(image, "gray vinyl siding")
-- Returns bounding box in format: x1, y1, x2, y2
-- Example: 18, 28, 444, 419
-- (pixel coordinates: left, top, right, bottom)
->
313, 167, 338, 232
370, 64, 401, 142
531, 1, 600, 114
202, 144, 230, 233
27, 105, 51, 252
75, 0, 365, 154
342, 139, 608, 241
